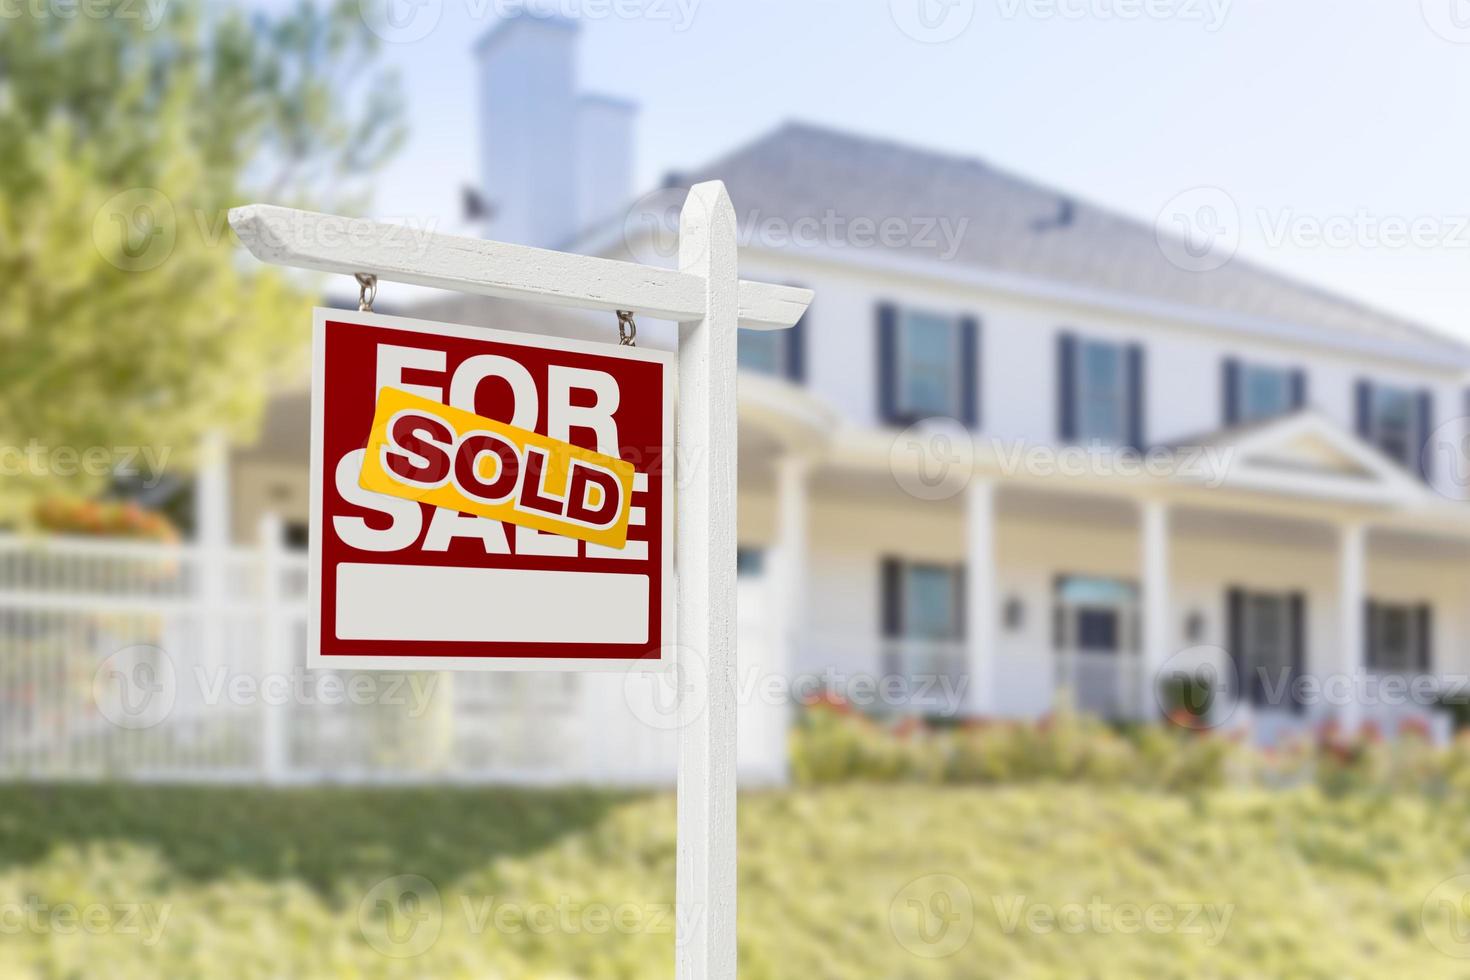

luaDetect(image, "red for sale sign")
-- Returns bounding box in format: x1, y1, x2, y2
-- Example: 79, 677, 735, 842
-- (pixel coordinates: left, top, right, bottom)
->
308, 308, 674, 670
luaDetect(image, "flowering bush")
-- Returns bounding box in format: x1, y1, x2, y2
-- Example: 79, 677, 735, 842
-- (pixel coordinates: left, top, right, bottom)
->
792, 700, 1463, 796
34, 496, 178, 542
791, 700, 1234, 791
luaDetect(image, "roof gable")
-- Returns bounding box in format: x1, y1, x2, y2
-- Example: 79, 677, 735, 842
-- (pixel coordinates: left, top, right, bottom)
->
1195, 410, 1430, 506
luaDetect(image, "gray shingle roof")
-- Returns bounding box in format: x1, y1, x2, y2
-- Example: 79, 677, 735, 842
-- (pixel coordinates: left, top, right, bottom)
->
670, 122, 1466, 359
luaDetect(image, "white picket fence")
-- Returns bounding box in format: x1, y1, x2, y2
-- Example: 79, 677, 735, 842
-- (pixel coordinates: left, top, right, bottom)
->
0, 527, 789, 785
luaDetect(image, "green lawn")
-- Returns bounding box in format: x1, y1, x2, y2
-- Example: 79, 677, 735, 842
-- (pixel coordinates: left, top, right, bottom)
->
0, 783, 1466, 978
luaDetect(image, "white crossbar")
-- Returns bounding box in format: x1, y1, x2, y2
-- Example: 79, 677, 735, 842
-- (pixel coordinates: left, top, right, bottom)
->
229, 204, 812, 330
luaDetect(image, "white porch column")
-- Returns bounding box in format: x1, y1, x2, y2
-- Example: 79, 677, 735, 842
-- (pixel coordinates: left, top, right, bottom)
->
1140, 499, 1170, 719
196, 429, 231, 550
1338, 522, 1366, 733
965, 479, 996, 717
197, 430, 231, 674
771, 455, 809, 782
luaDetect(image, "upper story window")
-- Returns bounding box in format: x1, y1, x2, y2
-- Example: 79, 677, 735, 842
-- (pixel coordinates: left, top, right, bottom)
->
737, 330, 788, 376
1356, 381, 1433, 479
1058, 333, 1144, 449
877, 303, 979, 427
1223, 359, 1305, 426
898, 310, 962, 418
1365, 601, 1430, 674
1078, 340, 1127, 444
737, 292, 806, 382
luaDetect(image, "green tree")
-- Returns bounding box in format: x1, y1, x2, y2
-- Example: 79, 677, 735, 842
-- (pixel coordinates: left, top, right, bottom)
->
0, 0, 405, 523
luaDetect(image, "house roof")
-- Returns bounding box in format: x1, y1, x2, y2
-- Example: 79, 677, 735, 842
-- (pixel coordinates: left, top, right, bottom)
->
659, 122, 1469, 365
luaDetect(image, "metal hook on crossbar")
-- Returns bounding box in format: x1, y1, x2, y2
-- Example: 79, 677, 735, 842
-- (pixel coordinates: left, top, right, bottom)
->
616, 309, 637, 347
356, 273, 378, 312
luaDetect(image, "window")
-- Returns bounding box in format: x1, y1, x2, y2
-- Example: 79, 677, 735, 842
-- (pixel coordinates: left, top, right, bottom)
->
878, 304, 979, 427
896, 310, 963, 419
284, 522, 309, 550
1367, 602, 1430, 674
901, 564, 961, 640
1239, 366, 1291, 421
1077, 339, 1128, 444
738, 330, 787, 377
1243, 594, 1292, 693
880, 558, 965, 697
738, 287, 806, 382
1368, 384, 1417, 468
1227, 589, 1303, 711
735, 548, 765, 577
1223, 359, 1304, 426
1240, 365, 1295, 423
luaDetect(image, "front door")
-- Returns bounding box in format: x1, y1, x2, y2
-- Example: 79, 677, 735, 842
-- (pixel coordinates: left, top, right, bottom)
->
1054, 576, 1140, 718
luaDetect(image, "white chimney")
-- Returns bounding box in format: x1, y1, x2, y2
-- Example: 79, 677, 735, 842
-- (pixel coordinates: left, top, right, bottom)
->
575, 95, 637, 235
475, 15, 580, 249
475, 15, 638, 249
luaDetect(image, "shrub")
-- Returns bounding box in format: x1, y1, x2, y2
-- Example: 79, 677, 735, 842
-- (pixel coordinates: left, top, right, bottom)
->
792, 700, 1235, 791
790, 702, 1470, 796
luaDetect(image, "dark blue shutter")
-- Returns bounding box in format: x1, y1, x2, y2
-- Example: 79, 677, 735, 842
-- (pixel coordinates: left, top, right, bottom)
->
877, 303, 898, 425
881, 558, 902, 638
786, 286, 807, 384
959, 316, 980, 429
1227, 588, 1246, 706
1355, 381, 1372, 439
952, 565, 966, 640
1288, 593, 1305, 715
1417, 604, 1433, 672
1290, 370, 1307, 411
1364, 600, 1378, 672
1126, 343, 1145, 453
1058, 332, 1077, 441
1222, 358, 1240, 426
1418, 390, 1434, 483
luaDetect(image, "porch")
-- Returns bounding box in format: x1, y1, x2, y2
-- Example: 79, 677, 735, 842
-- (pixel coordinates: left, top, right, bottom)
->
740, 403, 1470, 740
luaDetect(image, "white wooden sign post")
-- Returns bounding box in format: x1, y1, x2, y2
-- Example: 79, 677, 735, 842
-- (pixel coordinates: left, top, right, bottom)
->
229, 181, 811, 980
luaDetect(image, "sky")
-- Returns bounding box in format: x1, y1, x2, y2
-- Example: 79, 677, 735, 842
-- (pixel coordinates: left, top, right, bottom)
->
266, 0, 1470, 341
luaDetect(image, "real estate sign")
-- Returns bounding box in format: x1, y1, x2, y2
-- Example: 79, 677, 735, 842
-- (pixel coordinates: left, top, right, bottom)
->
308, 308, 673, 670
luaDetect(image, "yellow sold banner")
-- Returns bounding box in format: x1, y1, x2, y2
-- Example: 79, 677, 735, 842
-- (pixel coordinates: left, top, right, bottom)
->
359, 387, 635, 548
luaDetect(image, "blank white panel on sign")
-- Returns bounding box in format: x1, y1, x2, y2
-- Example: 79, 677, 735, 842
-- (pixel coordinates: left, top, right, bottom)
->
336, 564, 650, 644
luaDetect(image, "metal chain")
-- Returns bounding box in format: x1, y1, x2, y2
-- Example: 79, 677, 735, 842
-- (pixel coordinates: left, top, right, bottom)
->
616, 309, 637, 347
356, 273, 378, 312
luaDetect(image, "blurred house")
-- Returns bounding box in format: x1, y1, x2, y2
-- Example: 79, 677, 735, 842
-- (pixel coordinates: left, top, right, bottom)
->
12, 14, 1469, 787
221, 15, 1470, 744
